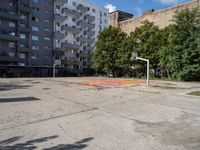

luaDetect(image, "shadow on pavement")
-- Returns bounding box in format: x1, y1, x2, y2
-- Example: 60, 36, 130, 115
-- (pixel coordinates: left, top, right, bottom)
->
0, 82, 32, 91
0, 97, 40, 103
0, 136, 94, 150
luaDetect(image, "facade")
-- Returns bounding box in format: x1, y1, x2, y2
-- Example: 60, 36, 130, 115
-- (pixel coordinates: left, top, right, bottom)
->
109, 0, 200, 34
54, 0, 108, 70
0, 0, 108, 77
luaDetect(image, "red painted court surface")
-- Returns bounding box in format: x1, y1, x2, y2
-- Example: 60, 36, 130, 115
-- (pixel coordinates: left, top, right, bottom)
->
80, 79, 145, 87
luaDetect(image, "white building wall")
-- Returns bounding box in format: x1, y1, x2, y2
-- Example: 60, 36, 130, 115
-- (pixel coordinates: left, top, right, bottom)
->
53, 0, 109, 69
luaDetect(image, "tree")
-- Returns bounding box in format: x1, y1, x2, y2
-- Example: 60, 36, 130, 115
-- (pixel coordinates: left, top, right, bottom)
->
164, 7, 200, 81
128, 20, 163, 75
93, 26, 130, 77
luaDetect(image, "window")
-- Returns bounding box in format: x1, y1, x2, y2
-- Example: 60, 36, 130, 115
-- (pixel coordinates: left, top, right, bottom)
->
44, 46, 50, 49
8, 52, 15, 57
31, 54, 38, 59
65, 0, 68, 3
19, 43, 25, 48
9, 22, 16, 28
32, 0, 39, 3
92, 9, 96, 13
56, 23, 60, 27
20, 14, 26, 20
32, 26, 39, 31
31, 45, 39, 50
20, 33, 26, 39
20, 53, 26, 59
32, 16, 39, 22
32, 7, 40, 13
9, 2, 16, 6
56, 5, 60, 10
44, 37, 50, 40
72, 2, 76, 6
104, 13, 107, 17
45, 0, 51, 5
44, 28, 50, 32
45, 19, 50, 23
45, 10, 51, 14
32, 35, 39, 41
20, 24, 26, 27
72, 18, 76, 22
100, 11, 102, 17
104, 19, 107, 23
9, 42, 15, 48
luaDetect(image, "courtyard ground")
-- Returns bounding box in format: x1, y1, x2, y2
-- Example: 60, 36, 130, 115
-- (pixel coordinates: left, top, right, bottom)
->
0, 77, 200, 150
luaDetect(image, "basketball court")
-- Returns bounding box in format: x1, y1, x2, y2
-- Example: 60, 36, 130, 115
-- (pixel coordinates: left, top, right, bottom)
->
80, 79, 145, 87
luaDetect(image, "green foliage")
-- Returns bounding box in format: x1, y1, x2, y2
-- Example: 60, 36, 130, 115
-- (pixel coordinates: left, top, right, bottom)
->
164, 7, 200, 81
93, 7, 200, 81
128, 20, 162, 70
93, 26, 130, 77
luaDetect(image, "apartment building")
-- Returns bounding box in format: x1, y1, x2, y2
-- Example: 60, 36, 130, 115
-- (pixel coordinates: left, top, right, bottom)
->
0, 0, 108, 77
54, 0, 108, 70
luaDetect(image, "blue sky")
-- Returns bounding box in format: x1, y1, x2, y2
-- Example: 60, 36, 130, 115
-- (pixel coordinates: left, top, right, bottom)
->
89, 0, 191, 16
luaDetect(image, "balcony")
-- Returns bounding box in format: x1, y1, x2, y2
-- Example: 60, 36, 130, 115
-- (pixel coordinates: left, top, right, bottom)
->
0, 32, 18, 41
54, 0, 65, 5
18, 46, 31, 53
0, 9, 19, 20
62, 42, 80, 50
85, 46, 94, 51
18, 4, 32, 13
88, 23, 95, 29
62, 25, 81, 34
80, 52, 92, 58
84, 15, 95, 22
78, 5, 88, 13
53, 49, 65, 56
88, 31, 95, 37
64, 59, 79, 65
77, 21, 95, 29
19, 26, 31, 33
62, 8, 82, 18
54, 14, 65, 22
0, 56, 18, 62
54, 32, 65, 40
78, 37, 95, 44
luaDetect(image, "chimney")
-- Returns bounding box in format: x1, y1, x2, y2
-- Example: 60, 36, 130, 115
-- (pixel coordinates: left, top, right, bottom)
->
143, 9, 155, 16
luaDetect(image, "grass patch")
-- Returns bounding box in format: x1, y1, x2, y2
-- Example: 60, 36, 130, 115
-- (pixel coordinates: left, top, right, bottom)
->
188, 91, 200, 96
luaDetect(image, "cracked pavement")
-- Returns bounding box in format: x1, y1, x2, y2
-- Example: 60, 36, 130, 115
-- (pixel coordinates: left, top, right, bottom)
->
0, 77, 200, 150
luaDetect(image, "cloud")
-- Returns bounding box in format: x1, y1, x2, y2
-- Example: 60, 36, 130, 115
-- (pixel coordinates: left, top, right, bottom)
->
134, 7, 143, 16
104, 3, 117, 13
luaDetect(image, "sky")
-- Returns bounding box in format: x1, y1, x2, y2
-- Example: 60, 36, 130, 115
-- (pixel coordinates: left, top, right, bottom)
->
88, 0, 191, 16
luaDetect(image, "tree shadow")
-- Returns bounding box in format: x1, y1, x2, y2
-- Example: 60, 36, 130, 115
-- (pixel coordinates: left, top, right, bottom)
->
0, 82, 32, 91
0, 136, 94, 150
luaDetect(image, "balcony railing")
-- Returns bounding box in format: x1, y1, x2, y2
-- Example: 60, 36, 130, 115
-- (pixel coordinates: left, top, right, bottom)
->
78, 5, 88, 13
0, 31, 18, 41
19, 26, 31, 33
84, 15, 95, 22
0, 56, 18, 62
0, 8, 19, 20
61, 25, 81, 34
54, 14, 65, 22
54, 0, 65, 5
64, 59, 79, 65
62, 8, 82, 18
53, 49, 65, 56
54, 32, 65, 40
77, 21, 95, 29
18, 4, 32, 13
78, 37, 95, 44
62, 42, 80, 50
88, 31, 95, 37
85, 46, 94, 51
18, 46, 31, 53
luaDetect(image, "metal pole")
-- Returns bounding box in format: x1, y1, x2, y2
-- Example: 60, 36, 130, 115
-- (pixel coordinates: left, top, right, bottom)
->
147, 60, 149, 86
136, 57, 150, 86
53, 64, 56, 78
